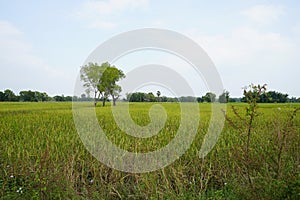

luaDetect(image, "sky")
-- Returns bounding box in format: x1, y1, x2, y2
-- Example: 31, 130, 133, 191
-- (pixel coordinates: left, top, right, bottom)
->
0, 0, 299, 97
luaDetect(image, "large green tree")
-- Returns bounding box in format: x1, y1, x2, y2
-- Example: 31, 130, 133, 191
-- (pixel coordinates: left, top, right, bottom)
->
99, 65, 125, 106
80, 62, 125, 106
80, 62, 106, 106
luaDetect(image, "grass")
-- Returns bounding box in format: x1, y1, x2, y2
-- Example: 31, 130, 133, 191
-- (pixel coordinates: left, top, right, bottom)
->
0, 102, 299, 199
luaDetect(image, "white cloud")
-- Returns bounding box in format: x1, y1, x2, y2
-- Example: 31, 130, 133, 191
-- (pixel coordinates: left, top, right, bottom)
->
0, 21, 23, 36
185, 26, 299, 96
241, 4, 284, 25
194, 26, 296, 66
0, 20, 73, 95
75, 0, 149, 29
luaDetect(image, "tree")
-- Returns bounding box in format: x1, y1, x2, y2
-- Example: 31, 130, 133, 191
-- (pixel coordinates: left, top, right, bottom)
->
53, 95, 64, 101
219, 90, 230, 103
80, 62, 106, 106
19, 90, 49, 102
242, 89, 289, 103
128, 92, 145, 102
265, 91, 288, 103
0, 91, 5, 101
110, 85, 122, 106
289, 97, 297, 103
80, 62, 125, 106
242, 84, 267, 104
202, 92, 216, 102
20, 90, 36, 102
179, 96, 196, 102
157, 91, 161, 102
196, 97, 203, 103
145, 92, 156, 102
4, 89, 18, 101
99, 65, 125, 106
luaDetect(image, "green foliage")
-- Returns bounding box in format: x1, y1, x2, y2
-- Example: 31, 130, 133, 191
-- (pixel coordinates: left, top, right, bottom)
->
99, 64, 125, 106
218, 90, 230, 103
80, 62, 125, 106
241, 86, 288, 103
202, 92, 216, 102
157, 91, 161, 101
19, 90, 50, 102
80, 62, 106, 106
127, 92, 178, 102
1, 89, 19, 102
221, 84, 299, 199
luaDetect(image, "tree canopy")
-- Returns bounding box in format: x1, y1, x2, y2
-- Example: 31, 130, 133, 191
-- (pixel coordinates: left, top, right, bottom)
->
202, 92, 216, 102
80, 62, 125, 106
218, 90, 230, 103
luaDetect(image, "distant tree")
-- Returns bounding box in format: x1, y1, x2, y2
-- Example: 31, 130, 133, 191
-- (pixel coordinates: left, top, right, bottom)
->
179, 96, 196, 102
258, 92, 269, 103
80, 93, 87, 100
145, 92, 156, 102
202, 92, 216, 102
80, 62, 106, 106
0, 91, 5, 101
229, 97, 241, 103
4, 89, 18, 101
99, 65, 125, 106
266, 91, 288, 103
127, 92, 181, 102
20, 90, 36, 102
161, 96, 169, 102
243, 90, 289, 103
219, 90, 230, 103
289, 97, 297, 103
72, 96, 78, 101
196, 97, 203, 103
80, 62, 125, 106
19, 90, 49, 102
64, 96, 73, 101
53, 95, 64, 102
125, 93, 131, 102
157, 91, 161, 102
242, 84, 267, 104
128, 92, 145, 102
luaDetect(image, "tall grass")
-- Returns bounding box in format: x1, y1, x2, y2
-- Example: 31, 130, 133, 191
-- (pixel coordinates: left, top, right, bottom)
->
0, 102, 299, 199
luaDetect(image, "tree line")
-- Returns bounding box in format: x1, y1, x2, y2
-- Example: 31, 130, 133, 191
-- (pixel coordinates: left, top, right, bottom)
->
0, 89, 299, 103
126, 90, 299, 103
0, 89, 95, 102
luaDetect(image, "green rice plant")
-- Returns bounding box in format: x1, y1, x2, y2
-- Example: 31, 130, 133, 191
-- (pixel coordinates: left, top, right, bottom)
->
0, 101, 299, 199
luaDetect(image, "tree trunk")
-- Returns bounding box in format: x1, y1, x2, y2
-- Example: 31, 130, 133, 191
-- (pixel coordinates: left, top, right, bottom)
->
102, 98, 106, 107
94, 91, 97, 107
112, 95, 116, 106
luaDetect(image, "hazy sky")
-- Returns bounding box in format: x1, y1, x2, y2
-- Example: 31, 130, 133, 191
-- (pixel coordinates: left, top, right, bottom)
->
1, 0, 299, 97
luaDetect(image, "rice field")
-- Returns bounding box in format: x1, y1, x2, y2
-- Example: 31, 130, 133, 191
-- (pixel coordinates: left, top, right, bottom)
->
0, 102, 299, 199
